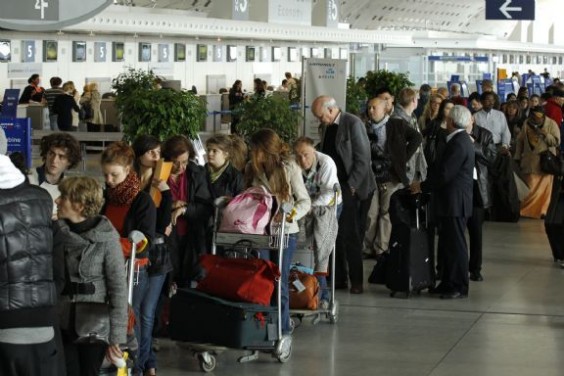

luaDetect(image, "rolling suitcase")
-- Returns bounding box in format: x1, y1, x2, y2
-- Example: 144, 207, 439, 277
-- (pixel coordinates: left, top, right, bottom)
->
169, 288, 279, 349
386, 190, 434, 298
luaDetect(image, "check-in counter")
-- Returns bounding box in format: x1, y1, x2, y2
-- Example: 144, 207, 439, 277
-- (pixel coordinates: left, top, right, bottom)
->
200, 94, 222, 132
20, 104, 50, 130
100, 99, 120, 132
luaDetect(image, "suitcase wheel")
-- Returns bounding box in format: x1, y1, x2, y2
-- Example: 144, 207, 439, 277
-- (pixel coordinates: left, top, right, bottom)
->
328, 301, 339, 324
274, 335, 293, 363
198, 352, 216, 373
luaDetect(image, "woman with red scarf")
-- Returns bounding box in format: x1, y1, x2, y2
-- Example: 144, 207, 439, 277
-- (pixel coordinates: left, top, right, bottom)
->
19, 74, 45, 104
99, 141, 156, 375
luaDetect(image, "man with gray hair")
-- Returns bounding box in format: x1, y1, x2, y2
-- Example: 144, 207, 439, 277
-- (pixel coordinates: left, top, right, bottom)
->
411, 105, 475, 299
312, 95, 375, 294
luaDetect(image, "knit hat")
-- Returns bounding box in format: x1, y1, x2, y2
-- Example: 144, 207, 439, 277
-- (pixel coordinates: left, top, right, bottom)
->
0, 154, 25, 189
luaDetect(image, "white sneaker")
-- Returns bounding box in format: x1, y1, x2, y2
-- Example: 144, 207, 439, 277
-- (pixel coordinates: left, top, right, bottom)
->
320, 299, 330, 310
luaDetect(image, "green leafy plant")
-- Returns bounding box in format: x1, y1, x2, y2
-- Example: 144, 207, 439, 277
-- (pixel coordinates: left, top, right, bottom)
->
234, 95, 301, 144
346, 76, 367, 116
112, 68, 207, 141
364, 70, 414, 99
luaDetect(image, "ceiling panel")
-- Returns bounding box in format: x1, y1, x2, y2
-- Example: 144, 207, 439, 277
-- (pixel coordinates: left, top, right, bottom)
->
116, 0, 558, 38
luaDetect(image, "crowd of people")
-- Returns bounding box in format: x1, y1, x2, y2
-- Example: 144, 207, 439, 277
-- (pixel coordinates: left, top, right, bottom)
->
1, 72, 563, 374
17, 73, 105, 132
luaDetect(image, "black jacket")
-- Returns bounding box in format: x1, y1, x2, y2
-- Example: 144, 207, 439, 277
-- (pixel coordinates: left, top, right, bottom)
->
181, 162, 214, 255
0, 182, 57, 329
53, 93, 80, 131
205, 162, 245, 200
470, 125, 496, 208
422, 130, 475, 218
367, 117, 422, 186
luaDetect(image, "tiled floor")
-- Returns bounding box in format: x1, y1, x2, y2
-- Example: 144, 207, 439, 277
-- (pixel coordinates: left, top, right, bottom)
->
154, 219, 564, 376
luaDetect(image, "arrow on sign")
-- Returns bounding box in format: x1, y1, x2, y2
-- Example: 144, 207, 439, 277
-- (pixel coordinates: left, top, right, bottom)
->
499, 0, 522, 19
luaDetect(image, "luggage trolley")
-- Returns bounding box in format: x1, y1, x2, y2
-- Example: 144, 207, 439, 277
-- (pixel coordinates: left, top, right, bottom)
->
290, 183, 340, 327
169, 199, 293, 373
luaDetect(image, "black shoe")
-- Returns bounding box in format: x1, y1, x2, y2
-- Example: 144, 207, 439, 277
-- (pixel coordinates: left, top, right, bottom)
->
334, 282, 348, 290
469, 272, 484, 282
440, 291, 467, 299
362, 252, 376, 260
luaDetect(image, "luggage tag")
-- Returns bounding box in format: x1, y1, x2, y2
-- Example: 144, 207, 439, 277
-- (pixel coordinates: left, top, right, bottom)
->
292, 279, 306, 293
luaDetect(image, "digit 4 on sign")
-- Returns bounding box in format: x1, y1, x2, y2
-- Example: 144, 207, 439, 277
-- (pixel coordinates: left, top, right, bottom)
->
34, 0, 49, 20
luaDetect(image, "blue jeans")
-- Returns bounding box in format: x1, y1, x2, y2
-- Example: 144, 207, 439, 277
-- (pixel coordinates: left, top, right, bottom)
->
49, 114, 58, 131
132, 269, 166, 372
260, 233, 297, 335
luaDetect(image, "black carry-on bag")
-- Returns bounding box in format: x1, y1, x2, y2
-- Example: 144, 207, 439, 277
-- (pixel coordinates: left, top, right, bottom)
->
545, 176, 564, 262
386, 189, 434, 298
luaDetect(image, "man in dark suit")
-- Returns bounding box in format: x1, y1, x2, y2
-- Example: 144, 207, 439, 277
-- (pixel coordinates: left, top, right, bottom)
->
411, 105, 475, 299
312, 95, 376, 294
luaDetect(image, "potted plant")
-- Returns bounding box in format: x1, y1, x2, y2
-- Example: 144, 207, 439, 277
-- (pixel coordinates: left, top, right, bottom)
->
112, 68, 207, 141
364, 70, 414, 99
345, 76, 367, 116
234, 95, 301, 144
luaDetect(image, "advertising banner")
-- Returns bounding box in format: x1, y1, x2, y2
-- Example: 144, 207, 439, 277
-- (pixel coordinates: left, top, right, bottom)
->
0, 117, 32, 168
302, 58, 347, 143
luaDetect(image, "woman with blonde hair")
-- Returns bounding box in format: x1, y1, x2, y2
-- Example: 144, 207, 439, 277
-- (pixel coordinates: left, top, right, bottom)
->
80, 82, 104, 130
245, 128, 311, 336
52, 82, 80, 131
418, 93, 444, 131
53, 176, 127, 376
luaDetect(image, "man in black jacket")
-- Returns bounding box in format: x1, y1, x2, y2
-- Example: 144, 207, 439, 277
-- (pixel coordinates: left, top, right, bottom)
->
363, 97, 422, 259
0, 155, 60, 375
313, 95, 376, 294
412, 105, 475, 299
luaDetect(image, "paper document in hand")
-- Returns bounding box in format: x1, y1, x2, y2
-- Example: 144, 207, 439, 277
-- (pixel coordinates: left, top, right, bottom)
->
150, 159, 173, 207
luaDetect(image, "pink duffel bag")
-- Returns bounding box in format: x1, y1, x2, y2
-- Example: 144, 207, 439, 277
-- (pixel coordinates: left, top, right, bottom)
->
218, 186, 273, 234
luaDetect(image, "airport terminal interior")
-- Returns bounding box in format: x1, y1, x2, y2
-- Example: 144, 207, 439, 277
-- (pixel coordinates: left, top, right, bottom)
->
3, 0, 564, 375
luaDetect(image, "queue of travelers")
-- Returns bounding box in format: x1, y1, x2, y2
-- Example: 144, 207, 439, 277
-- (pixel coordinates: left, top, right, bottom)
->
17, 74, 105, 132
1, 74, 564, 375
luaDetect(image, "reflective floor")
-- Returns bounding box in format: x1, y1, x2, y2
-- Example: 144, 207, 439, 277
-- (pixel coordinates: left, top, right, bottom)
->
155, 219, 564, 376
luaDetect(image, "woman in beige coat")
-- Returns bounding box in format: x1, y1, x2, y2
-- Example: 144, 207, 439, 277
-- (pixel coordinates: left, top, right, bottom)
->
80, 82, 104, 129
514, 106, 561, 218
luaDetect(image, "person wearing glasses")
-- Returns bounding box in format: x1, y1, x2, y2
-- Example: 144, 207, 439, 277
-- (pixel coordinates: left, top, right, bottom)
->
162, 135, 212, 287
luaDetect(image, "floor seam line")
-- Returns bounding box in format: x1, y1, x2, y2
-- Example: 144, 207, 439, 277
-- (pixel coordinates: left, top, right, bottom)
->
424, 311, 485, 376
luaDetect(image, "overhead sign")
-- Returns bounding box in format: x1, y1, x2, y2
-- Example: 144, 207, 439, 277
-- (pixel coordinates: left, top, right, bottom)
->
0, 0, 113, 31
269, 0, 312, 26
485, 0, 535, 20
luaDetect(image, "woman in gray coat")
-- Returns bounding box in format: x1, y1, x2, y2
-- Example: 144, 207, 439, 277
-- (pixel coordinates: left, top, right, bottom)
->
53, 177, 128, 376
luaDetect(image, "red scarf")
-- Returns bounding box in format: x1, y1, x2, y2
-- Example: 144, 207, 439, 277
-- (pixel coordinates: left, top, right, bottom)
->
106, 172, 141, 206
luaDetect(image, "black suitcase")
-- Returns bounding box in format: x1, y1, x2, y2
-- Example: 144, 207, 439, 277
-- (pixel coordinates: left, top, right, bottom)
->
386, 190, 434, 298
169, 288, 279, 349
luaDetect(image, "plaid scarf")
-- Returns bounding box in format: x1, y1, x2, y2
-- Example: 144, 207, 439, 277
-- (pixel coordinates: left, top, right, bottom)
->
106, 172, 141, 206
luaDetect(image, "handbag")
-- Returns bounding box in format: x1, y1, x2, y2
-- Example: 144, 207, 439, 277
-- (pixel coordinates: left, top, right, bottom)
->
539, 150, 563, 176
289, 269, 319, 310
196, 254, 280, 306
368, 252, 389, 285
74, 302, 110, 344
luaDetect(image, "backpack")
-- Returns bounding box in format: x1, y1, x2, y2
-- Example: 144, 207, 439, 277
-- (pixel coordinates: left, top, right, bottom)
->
218, 186, 273, 234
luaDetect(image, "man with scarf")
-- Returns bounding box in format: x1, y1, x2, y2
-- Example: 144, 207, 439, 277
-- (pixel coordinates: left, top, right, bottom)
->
363, 97, 422, 259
